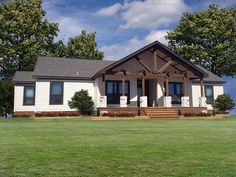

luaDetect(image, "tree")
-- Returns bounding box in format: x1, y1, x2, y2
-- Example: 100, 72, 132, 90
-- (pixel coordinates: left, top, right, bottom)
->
66, 30, 104, 60
0, 0, 59, 79
68, 90, 94, 115
0, 80, 14, 116
167, 4, 236, 77
212, 94, 235, 111
50, 40, 68, 57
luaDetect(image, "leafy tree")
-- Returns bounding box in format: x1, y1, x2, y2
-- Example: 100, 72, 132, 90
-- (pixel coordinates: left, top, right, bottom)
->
212, 94, 235, 111
50, 40, 68, 57
66, 30, 104, 60
167, 4, 236, 77
68, 89, 94, 115
0, 80, 14, 116
0, 0, 59, 79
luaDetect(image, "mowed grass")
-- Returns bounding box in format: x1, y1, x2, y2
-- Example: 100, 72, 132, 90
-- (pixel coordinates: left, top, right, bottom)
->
0, 117, 236, 177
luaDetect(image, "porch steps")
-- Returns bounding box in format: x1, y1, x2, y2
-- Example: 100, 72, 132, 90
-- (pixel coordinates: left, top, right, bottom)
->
144, 108, 179, 119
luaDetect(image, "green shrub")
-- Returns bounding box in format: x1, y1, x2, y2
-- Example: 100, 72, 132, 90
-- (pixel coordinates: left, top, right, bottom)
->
68, 90, 94, 115
212, 94, 235, 111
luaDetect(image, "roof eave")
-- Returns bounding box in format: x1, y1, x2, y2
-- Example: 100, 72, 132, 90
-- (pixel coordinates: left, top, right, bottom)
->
33, 75, 93, 80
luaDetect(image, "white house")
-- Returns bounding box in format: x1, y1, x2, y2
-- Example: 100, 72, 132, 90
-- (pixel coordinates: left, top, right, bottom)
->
13, 41, 225, 117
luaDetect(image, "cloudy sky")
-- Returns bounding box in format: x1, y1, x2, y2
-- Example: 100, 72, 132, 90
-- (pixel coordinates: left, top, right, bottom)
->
42, 0, 236, 60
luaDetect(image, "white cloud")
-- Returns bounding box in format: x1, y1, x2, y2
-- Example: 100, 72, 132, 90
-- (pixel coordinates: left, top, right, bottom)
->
101, 29, 169, 60
55, 17, 88, 40
119, 0, 190, 30
42, 1, 93, 41
96, 3, 122, 16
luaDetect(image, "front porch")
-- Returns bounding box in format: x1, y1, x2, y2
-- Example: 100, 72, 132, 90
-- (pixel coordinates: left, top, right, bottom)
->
96, 42, 208, 111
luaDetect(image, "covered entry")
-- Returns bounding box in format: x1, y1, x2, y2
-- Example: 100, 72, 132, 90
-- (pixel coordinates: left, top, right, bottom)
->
96, 41, 208, 108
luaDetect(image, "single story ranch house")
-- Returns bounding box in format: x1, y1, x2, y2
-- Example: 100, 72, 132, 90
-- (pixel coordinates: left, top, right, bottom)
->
13, 41, 225, 117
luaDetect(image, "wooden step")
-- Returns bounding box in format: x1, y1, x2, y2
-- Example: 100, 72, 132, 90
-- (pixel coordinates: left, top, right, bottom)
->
144, 108, 179, 119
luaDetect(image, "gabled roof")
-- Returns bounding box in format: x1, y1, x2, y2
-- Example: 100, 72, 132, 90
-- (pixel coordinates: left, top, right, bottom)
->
12, 41, 224, 84
12, 71, 35, 83
94, 41, 208, 79
33, 57, 115, 79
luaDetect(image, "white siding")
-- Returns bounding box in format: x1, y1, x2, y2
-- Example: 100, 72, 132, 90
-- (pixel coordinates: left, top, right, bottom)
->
192, 83, 224, 109
93, 77, 101, 110
35, 80, 94, 112
14, 85, 35, 112
192, 84, 201, 107
214, 85, 224, 99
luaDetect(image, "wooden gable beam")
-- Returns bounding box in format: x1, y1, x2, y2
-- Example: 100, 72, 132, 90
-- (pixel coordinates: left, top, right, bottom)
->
136, 57, 152, 73
153, 50, 157, 72
156, 54, 183, 72
156, 61, 172, 74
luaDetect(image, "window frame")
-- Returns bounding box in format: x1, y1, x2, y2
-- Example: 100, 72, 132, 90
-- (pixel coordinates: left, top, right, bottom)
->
23, 85, 35, 106
165, 82, 184, 104
49, 82, 64, 105
205, 85, 214, 104
105, 80, 130, 105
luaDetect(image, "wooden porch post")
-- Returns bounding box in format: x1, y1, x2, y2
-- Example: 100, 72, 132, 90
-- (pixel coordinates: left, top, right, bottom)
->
200, 79, 204, 97
142, 77, 145, 96
183, 76, 187, 96
102, 74, 106, 96
122, 75, 125, 96
165, 77, 169, 96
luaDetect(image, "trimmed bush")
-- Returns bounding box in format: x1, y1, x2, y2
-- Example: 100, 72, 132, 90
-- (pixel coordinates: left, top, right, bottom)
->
183, 112, 212, 117
102, 112, 136, 117
212, 94, 235, 111
68, 90, 94, 115
35, 111, 81, 117
13, 114, 32, 118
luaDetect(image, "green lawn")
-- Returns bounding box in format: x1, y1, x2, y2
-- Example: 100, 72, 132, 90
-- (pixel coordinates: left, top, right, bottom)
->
0, 117, 236, 177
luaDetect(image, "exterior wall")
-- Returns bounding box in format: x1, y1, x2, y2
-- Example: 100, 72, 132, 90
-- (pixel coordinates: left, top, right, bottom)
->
35, 80, 94, 112
192, 83, 224, 109
14, 85, 35, 112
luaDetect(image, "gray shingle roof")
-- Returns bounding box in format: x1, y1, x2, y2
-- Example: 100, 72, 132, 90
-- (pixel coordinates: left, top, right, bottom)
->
12, 57, 224, 84
12, 71, 35, 83
193, 65, 225, 83
33, 57, 115, 79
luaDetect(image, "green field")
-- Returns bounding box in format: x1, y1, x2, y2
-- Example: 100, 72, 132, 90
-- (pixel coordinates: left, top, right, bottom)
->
0, 117, 236, 177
